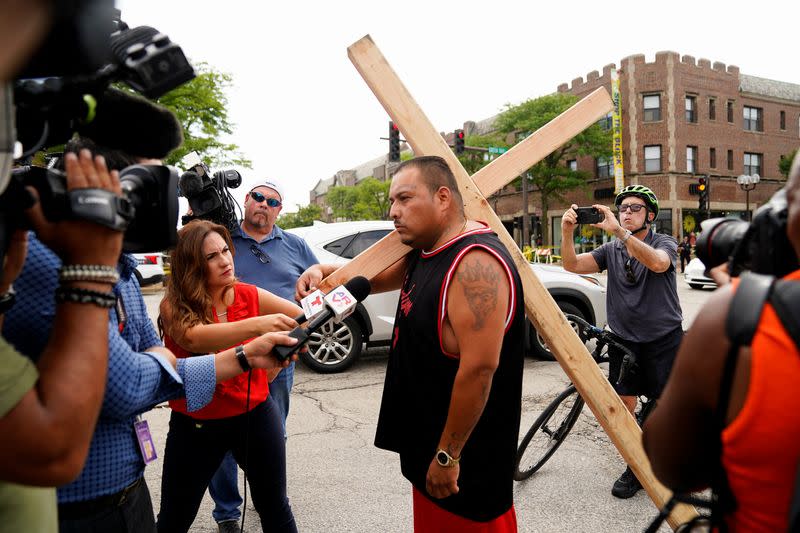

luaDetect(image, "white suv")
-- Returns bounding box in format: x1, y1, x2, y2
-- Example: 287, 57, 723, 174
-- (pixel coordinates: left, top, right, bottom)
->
131, 253, 165, 287
287, 221, 607, 373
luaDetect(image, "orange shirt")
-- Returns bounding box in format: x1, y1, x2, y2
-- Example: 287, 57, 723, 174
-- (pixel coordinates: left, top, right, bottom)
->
721, 270, 800, 531
167, 283, 268, 419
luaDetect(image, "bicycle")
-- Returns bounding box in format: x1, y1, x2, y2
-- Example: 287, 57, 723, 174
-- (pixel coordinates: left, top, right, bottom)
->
513, 314, 655, 481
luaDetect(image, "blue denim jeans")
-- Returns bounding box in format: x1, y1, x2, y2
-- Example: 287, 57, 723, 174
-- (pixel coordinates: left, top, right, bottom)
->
209, 362, 294, 522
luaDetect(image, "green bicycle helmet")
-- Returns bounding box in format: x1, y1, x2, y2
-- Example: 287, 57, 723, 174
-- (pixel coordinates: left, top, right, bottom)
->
615, 185, 659, 218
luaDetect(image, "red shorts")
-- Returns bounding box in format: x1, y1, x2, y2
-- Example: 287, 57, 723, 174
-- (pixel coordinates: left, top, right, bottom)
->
412, 487, 517, 533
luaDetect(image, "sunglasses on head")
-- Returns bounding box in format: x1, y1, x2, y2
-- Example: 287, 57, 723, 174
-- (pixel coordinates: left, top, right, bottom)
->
250, 244, 270, 264
617, 203, 646, 213
624, 257, 636, 283
249, 191, 281, 207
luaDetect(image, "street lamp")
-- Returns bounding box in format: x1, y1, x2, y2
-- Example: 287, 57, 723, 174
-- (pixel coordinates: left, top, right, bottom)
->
737, 173, 760, 221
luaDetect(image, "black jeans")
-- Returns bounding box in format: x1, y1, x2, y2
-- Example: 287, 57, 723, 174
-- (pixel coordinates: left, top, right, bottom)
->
156, 395, 296, 533
608, 327, 684, 399
59, 477, 156, 533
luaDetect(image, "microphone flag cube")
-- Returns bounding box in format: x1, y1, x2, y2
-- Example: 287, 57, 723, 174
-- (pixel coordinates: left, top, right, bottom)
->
323, 285, 357, 322
300, 289, 326, 320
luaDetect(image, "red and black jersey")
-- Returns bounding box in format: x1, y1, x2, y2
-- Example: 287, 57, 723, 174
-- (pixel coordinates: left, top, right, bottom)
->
374, 225, 525, 522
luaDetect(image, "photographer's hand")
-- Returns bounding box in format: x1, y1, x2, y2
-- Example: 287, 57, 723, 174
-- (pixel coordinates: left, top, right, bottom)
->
26, 149, 123, 266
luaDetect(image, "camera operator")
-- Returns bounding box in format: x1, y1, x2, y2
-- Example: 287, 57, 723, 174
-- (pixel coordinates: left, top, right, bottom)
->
643, 152, 800, 531
560, 185, 683, 500
4, 90, 299, 533
0, 151, 124, 531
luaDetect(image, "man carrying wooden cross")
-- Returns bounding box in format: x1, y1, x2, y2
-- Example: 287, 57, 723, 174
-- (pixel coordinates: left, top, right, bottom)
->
297, 156, 525, 532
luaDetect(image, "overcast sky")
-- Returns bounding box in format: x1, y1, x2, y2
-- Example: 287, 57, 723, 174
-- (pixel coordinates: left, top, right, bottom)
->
117, 0, 799, 214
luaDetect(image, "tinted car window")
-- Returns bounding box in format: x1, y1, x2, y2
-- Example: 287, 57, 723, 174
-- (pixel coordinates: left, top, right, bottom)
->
328, 230, 392, 259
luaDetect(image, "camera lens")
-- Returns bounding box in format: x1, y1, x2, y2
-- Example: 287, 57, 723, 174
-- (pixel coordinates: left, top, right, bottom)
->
695, 218, 749, 270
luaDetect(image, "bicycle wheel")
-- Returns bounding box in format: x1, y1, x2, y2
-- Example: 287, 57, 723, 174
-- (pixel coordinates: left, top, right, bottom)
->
514, 385, 585, 481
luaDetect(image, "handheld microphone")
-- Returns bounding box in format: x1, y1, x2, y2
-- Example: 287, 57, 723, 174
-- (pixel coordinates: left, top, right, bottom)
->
274, 276, 371, 361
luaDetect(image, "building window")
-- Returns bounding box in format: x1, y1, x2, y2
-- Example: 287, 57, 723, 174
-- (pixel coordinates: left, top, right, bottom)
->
596, 156, 612, 178
727, 101, 734, 123
744, 153, 762, 176
710, 147, 717, 168
686, 146, 698, 173
727, 150, 734, 170
685, 95, 697, 123
644, 145, 661, 172
781, 111, 786, 130
743, 106, 763, 132
567, 159, 577, 171
643, 94, 661, 122
598, 112, 612, 130
709, 98, 716, 120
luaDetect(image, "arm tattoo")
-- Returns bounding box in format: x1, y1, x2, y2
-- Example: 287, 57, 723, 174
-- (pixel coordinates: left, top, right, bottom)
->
456, 259, 499, 331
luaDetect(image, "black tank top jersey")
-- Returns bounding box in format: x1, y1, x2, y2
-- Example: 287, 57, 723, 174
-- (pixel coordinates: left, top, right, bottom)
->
374, 226, 525, 522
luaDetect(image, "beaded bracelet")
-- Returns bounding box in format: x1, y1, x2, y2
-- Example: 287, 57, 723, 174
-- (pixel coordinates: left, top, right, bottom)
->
55, 286, 116, 308
59, 265, 120, 285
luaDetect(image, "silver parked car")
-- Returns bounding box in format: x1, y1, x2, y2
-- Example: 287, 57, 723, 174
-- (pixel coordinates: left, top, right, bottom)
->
287, 221, 607, 373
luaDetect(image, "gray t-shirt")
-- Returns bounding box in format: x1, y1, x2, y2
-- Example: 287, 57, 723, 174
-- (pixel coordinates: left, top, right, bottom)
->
591, 231, 683, 342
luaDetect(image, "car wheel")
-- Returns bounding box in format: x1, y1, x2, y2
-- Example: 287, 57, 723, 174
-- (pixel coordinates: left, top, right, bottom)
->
688, 283, 703, 290
300, 316, 363, 373
529, 302, 586, 361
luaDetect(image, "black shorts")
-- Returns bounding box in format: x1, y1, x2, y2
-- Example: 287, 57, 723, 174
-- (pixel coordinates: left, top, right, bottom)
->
607, 327, 683, 398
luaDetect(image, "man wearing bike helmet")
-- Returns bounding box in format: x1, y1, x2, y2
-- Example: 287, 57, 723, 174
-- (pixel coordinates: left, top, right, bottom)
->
560, 184, 683, 499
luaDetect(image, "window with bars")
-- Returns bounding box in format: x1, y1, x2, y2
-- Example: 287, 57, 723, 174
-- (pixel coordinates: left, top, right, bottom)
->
644, 145, 661, 172
687, 146, 698, 173
743, 106, 763, 132
643, 94, 661, 122
596, 156, 612, 178
685, 96, 697, 123
744, 152, 762, 176
598, 112, 612, 130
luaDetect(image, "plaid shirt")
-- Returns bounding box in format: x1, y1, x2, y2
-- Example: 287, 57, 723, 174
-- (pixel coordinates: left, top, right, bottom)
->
4, 235, 216, 502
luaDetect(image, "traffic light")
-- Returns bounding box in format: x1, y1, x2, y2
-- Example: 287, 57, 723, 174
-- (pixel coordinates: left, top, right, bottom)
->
698, 176, 709, 212
454, 129, 465, 154
389, 121, 400, 162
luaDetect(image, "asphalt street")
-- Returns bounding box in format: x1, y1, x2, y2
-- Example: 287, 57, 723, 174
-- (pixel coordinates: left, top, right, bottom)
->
139, 272, 713, 532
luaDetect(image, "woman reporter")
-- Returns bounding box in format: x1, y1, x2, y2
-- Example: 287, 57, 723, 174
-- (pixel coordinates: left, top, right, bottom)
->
156, 220, 301, 533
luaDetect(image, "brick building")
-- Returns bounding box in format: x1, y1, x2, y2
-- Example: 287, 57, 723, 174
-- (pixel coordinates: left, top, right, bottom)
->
312, 51, 800, 248
488, 51, 800, 248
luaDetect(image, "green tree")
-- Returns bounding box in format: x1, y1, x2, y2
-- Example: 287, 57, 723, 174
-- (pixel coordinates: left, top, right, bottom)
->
494, 93, 612, 246
326, 185, 360, 220
277, 203, 324, 229
354, 177, 391, 220
153, 62, 251, 168
780, 148, 798, 178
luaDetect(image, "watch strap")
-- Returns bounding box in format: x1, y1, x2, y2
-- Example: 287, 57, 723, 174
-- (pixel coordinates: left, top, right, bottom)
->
235, 345, 251, 371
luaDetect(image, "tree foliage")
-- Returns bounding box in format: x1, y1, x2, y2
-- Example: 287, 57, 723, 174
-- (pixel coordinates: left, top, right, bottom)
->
780, 148, 798, 178
456, 133, 510, 175
323, 177, 392, 221
277, 203, 324, 229
152, 62, 251, 168
494, 93, 612, 245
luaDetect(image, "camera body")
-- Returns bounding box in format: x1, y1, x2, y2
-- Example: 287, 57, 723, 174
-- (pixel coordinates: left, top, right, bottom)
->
695, 187, 799, 278
575, 206, 603, 225
1, 5, 194, 256
179, 152, 242, 234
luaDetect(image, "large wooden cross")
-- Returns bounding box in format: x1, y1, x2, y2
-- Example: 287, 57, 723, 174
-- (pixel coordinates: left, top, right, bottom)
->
319, 35, 696, 528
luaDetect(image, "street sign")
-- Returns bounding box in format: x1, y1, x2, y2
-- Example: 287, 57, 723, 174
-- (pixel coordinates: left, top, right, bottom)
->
488, 146, 507, 155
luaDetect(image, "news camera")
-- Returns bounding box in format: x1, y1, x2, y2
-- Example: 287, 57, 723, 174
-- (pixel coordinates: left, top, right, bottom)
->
178, 152, 242, 234
695, 187, 799, 278
0, 1, 195, 257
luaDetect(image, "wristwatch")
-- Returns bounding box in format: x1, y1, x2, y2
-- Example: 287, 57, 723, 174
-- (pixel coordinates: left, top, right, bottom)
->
619, 229, 633, 243
435, 449, 460, 468
235, 345, 251, 371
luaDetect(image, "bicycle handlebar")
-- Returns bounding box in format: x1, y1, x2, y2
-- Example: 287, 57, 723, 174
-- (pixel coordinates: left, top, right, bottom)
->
563, 314, 636, 386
